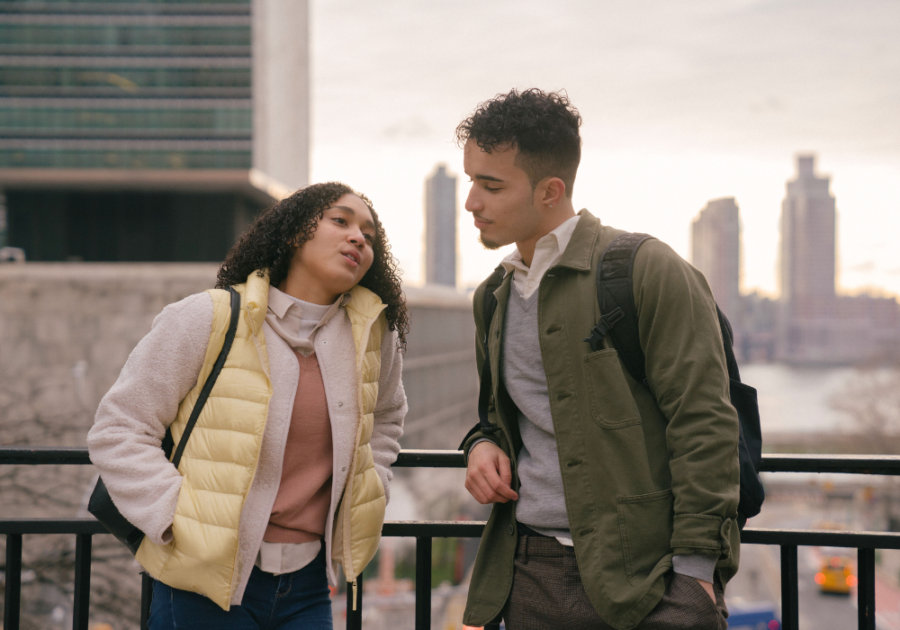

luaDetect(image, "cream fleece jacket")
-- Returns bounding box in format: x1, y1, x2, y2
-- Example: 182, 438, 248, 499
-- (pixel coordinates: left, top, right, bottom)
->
87, 287, 406, 603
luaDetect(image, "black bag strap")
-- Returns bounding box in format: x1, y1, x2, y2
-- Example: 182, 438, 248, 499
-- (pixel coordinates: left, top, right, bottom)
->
584, 233, 655, 385
170, 286, 241, 468
476, 265, 507, 436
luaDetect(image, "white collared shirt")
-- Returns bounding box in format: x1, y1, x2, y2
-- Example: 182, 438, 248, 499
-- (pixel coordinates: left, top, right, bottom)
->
265, 286, 349, 356
500, 214, 581, 299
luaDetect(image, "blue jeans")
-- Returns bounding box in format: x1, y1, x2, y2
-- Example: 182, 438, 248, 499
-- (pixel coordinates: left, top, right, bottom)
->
148, 546, 333, 630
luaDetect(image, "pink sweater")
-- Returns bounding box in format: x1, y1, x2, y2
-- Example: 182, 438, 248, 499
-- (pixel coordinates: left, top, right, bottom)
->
264, 351, 333, 544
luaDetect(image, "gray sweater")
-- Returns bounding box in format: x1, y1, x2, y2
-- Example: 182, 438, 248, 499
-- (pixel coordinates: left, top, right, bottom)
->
501, 288, 571, 539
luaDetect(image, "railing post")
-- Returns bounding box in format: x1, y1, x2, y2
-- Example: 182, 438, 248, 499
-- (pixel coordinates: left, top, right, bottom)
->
141, 572, 153, 630
416, 536, 432, 630
72, 534, 92, 630
346, 573, 363, 630
858, 547, 876, 630
780, 545, 799, 630
4, 533, 22, 630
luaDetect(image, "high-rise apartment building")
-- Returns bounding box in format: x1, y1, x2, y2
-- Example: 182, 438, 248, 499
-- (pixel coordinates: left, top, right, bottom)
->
778, 155, 839, 362
779, 155, 836, 315
0, 0, 308, 261
424, 164, 457, 287
691, 197, 741, 323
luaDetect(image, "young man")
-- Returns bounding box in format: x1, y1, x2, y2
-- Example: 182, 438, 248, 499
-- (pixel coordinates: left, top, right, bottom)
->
458, 89, 740, 630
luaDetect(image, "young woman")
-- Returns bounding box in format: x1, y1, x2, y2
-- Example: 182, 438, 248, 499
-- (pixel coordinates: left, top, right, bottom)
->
87, 182, 408, 629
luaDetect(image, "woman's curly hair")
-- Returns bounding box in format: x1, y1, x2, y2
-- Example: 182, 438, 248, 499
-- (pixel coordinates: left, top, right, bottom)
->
216, 182, 408, 349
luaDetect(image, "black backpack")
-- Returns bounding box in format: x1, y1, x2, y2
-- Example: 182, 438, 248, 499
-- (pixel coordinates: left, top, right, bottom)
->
470, 232, 764, 528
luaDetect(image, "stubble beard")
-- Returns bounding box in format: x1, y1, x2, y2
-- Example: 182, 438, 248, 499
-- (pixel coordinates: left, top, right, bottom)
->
478, 233, 502, 250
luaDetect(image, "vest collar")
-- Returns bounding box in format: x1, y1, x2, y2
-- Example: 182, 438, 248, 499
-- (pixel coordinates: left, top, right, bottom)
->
345, 284, 386, 320
243, 270, 271, 333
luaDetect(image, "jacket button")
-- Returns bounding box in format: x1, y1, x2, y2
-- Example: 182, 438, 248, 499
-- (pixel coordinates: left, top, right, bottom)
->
508, 524, 515, 535
338, 402, 344, 407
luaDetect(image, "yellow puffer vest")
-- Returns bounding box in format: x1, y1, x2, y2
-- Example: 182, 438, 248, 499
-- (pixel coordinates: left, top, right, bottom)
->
332, 287, 387, 606
136, 271, 388, 610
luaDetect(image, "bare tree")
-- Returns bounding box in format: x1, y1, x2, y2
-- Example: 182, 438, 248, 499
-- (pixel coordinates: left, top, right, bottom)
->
0, 367, 141, 630
831, 367, 900, 454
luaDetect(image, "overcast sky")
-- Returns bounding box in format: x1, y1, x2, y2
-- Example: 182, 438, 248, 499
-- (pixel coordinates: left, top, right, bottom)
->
308, 0, 900, 296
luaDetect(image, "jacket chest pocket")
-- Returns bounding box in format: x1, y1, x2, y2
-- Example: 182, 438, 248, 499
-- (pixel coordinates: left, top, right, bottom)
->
582, 349, 641, 429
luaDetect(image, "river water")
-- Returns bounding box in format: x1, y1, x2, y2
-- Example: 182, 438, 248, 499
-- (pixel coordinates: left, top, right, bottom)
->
741, 364, 860, 435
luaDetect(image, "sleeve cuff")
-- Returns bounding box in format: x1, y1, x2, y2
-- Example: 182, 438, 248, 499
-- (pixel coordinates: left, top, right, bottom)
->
672, 553, 717, 583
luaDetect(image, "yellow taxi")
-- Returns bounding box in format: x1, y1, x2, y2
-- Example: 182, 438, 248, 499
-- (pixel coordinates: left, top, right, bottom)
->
814, 552, 856, 595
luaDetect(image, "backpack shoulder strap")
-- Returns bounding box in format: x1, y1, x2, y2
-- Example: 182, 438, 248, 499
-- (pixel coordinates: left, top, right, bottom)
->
584, 232, 655, 385
716, 305, 741, 382
476, 265, 506, 436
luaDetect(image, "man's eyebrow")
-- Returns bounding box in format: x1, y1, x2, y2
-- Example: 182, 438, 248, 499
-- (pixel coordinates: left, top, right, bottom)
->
473, 174, 504, 183
330, 205, 377, 231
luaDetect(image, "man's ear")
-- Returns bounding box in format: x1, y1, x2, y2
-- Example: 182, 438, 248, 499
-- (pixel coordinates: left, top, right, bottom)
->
538, 177, 566, 209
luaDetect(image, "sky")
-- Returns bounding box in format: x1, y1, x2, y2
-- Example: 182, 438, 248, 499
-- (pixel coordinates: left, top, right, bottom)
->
308, 0, 900, 297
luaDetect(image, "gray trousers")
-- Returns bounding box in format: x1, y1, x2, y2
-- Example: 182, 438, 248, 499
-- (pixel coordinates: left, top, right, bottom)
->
501, 535, 728, 630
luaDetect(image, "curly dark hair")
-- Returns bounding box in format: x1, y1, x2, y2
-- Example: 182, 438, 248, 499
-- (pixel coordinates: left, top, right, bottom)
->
456, 88, 582, 197
216, 182, 408, 349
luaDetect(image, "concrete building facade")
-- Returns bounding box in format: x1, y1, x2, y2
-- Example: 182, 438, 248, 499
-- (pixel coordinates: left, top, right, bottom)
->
424, 164, 457, 287
0, 0, 308, 262
691, 197, 741, 323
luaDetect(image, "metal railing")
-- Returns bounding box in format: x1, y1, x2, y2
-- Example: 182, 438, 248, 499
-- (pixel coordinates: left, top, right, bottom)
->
2, 447, 900, 630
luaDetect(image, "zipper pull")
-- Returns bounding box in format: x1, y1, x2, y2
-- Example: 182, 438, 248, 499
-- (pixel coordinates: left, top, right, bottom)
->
352, 578, 358, 611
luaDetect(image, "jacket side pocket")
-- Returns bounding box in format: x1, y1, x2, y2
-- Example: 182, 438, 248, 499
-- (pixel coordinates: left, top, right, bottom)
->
617, 489, 674, 586
583, 349, 641, 429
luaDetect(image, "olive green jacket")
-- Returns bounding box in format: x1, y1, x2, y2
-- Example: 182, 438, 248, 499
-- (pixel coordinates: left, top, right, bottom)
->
461, 211, 740, 630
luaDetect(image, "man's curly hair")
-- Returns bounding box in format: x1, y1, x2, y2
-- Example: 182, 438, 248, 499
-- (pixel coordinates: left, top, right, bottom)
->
216, 182, 408, 349
455, 88, 582, 197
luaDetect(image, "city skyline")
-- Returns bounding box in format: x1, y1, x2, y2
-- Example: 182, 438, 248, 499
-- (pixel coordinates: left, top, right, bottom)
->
309, 0, 900, 298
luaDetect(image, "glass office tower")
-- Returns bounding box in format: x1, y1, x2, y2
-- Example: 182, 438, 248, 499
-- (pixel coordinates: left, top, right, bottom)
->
0, 0, 308, 261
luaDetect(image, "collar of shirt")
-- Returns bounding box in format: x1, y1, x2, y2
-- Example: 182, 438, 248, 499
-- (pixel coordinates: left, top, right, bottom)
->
500, 214, 581, 299
265, 286, 349, 354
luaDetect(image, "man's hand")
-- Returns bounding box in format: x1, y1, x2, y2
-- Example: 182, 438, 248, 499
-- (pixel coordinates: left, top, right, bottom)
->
696, 578, 716, 604
465, 441, 519, 504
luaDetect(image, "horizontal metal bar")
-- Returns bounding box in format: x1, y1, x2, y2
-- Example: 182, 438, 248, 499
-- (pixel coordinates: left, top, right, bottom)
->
5, 519, 899, 551
741, 528, 900, 549
394, 450, 466, 468
0, 518, 488, 538
0, 447, 92, 465
0, 519, 108, 535
383, 521, 486, 538
6, 448, 900, 475
760, 454, 900, 475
